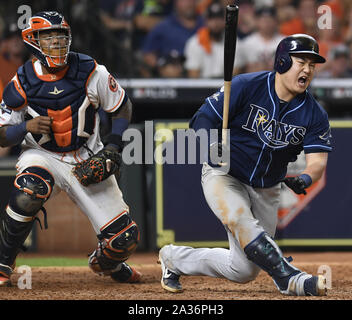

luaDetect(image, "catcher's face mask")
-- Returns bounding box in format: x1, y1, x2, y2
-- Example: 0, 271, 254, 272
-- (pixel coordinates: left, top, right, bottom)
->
22, 11, 72, 68
37, 29, 71, 67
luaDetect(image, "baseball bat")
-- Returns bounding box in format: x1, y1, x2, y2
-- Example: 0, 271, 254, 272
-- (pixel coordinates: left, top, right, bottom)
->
222, 4, 239, 147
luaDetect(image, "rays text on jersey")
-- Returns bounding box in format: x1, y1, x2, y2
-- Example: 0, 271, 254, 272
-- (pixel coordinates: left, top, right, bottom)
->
242, 104, 306, 148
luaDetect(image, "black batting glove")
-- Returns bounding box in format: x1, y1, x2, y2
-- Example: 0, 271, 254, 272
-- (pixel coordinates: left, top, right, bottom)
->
282, 174, 312, 195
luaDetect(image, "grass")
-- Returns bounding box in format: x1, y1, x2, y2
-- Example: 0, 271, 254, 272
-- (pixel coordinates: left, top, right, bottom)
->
16, 257, 88, 267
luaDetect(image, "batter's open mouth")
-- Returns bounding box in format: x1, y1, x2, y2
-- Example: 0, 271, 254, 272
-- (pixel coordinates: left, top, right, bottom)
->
298, 76, 307, 85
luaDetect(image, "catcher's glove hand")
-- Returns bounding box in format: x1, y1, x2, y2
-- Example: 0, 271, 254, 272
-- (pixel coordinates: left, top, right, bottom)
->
282, 174, 312, 195
72, 147, 122, 186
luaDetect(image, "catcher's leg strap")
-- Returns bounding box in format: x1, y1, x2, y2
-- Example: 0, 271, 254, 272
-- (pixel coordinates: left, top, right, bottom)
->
0, 167, 54, 267
89, 211, 140, 275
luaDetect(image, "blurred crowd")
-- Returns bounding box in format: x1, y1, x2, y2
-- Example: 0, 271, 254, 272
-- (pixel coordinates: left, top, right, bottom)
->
0, 0, 352, 156
1, 0, 352, 83
99, 0, 352, 78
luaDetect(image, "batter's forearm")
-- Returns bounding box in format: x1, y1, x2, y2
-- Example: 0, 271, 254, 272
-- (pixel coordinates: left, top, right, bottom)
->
302, 163, 326, 184
302, 153, 328, 184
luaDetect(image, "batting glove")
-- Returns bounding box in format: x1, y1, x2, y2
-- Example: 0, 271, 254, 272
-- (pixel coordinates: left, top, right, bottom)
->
282, 174, 312, 195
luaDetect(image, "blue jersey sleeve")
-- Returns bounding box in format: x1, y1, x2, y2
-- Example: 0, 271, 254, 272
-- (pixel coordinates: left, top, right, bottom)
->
303, 105, 332, 153
191, 75, 247, 129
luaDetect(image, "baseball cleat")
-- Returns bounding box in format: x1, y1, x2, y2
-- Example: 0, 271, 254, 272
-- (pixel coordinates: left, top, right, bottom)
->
275, 272, 327, 296
0, 274, 11, 287
110, 262, 142, 283
158, 253, 183, 293
303, 275, 327, 296
0, 264, 12, 287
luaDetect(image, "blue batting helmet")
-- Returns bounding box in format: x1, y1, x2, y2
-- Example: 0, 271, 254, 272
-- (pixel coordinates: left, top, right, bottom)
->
274, 34, 326, 74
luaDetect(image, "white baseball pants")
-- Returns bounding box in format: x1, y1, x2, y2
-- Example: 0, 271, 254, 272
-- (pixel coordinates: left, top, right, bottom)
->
160, 163, 281, 283
16, 148, 129, 234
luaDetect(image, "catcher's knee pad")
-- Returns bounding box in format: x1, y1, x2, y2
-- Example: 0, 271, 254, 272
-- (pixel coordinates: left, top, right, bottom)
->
89, 211, 140, 275
0, 167, 54, 266
8, 166, 55, 218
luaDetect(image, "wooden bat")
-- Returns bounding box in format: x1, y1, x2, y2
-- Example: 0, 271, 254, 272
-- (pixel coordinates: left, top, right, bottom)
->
222, 4, 239, 147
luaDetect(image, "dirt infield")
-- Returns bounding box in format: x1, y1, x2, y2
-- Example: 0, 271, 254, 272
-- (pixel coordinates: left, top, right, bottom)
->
1, 251, 351, 300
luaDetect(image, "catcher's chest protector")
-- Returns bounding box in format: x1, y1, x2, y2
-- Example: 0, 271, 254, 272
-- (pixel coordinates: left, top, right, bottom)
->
16, 52, 97, 152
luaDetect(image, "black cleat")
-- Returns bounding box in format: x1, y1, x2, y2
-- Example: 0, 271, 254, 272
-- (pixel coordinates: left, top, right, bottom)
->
159, 252, 183, 293
110, 262, 142, 283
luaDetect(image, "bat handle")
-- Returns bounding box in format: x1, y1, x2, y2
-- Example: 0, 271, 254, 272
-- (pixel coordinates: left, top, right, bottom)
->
222, 80, 231, 146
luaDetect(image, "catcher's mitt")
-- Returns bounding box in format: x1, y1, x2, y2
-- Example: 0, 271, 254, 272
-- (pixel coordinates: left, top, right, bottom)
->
72, 147, 121, 186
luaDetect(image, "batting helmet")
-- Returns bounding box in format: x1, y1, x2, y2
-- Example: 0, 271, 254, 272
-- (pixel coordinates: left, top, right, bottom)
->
22, 11, 72, 68
274, 34, 326, 74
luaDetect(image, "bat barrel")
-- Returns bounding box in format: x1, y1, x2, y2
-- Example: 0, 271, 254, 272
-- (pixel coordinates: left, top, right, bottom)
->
224, 5, 239, 82
222, 4, 239, 146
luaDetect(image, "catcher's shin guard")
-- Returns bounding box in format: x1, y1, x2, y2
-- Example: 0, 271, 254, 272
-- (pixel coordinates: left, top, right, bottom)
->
0, 167, 54, 268
88, 211, 140, 275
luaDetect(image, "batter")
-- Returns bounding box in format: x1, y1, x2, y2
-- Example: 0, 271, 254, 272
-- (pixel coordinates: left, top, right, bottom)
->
159, 34, 332, 296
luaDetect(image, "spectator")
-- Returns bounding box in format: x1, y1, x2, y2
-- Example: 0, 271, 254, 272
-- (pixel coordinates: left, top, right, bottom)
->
99, 0, 138, 51
253, 0, 274, 6
196, 0, 213, 15
133, 0, 174, 51
0, 15, 3, 36
0, 22, 25, 158
237, 0, 256, 40
340, 4, 352, 44
279, 0, 319, 39
274, 0, 297, 25
317, 11, 344, 65
322, 0, 352, 37
0, 22, 28, 87
184, 2, 225, 78
0, 78, 3, 101
236, 6, 284, 73
157, 50, 186, 77
196, 0, 234, 15
98, 0, 139, 76
142, 0, 204, 77
316, 44, 352, 78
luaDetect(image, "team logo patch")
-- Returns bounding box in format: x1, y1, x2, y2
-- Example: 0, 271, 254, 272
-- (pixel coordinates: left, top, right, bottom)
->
108, 74, 118, 92
319, 127, 332, 145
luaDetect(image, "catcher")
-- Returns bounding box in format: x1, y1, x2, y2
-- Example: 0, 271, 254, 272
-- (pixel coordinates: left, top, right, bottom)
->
0, 11, 141, 287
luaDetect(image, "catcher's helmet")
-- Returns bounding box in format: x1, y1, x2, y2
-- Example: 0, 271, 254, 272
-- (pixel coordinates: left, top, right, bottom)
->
22, 11, 72, 68
274, 34, 326, 74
